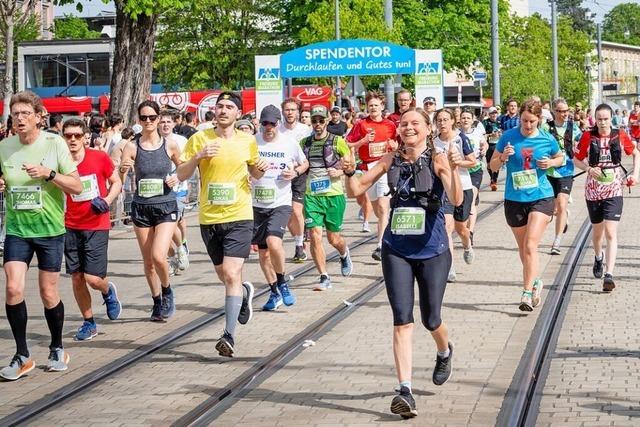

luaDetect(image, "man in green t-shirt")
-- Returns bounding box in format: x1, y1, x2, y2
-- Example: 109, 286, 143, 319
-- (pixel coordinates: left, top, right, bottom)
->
0, 91, 81, 381
300, 105, 353, 291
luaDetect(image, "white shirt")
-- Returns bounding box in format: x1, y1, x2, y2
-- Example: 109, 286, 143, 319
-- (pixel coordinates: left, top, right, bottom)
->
278, 121, 311, 145
197, 122, 214, 131
167, 133, 189, 193
435, 134, 474, 190
252, 132, 306, 208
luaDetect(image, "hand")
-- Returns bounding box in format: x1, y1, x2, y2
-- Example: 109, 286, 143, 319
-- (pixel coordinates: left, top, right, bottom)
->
627, 175, 638, 187
587, 166, 602, 178
280, 166, 296, 181
342, 147, 357, 175
22, 163, 51, 180
500, 143, 515, 162
93, 136, 105, 149
255, 158, 269, 172
536, 156, 551, 170
327, 167, 342, 178
0, 178, 5, 192
119, 158, 134, 173
196, 142, 221, 159
388, 139, 399, 152
367, 129, 375, 142
447, 144, 462, 167
90, 197, 110, 214
165, 174, 179, 187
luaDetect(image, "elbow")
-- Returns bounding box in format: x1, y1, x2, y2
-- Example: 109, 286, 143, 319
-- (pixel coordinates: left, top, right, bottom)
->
70, 181, 83, 195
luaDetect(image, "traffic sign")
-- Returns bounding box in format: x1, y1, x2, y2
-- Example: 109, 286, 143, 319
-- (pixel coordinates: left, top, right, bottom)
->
473, 71, 487, 81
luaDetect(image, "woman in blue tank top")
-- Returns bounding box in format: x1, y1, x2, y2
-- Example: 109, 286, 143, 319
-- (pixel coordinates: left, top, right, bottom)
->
342, 108, 463, 419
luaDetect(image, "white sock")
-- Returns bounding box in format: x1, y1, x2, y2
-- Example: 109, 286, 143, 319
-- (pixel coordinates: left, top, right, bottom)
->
294, 235, 304, 246
437, 348, 451, 358
553, 236, 561, 246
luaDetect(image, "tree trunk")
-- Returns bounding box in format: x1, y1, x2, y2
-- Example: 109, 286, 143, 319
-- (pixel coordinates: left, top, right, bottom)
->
2, 12, 14, 124
110, 1, 158, 125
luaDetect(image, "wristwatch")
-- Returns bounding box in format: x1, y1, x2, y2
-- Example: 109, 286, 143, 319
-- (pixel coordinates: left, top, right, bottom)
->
344, 170, 356, 177
45, 170, 57, 182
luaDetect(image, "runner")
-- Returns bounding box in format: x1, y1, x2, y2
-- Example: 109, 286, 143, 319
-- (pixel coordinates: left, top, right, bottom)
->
499, 99, 520, 131
434, 109, 476, 282
346, 91, 397, 261
573, 103, 639, 292
482, 107, 502, 191
278, 98, 311, 263
629, 101, 640, 146
302, 104, 353, 290
542, 98, 582, 255
62, 118, 123, 341
253, 105, 308, 310
489, 98, 564, 311
119, 100, 181, 322
177, 91, 269, 357
388, 89, 413, 127
422, 96, 437, 124
300, 110, 311, 126
0, 91, 82, 380
342, 108, 462, 419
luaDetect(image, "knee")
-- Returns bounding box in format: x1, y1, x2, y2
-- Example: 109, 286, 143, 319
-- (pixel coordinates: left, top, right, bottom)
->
327, 233, 342, 247
142, 257, 155, 273
309, 229, 323, 244
6, 282, 24, 301
421, 314, 442, 332
39, 284, 59, 304
524, 241, 538, 257
604, 227, 617, 242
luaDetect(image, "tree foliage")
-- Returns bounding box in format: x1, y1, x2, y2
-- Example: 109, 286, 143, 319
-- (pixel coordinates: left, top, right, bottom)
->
556, 0, 595, 34
53, 14, 102, 39
602, 3, 640, 47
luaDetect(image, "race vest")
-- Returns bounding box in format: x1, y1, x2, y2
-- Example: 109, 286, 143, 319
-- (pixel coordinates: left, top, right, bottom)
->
546, 119, 575, 159
588, 128, 622, 167
387, 148, 441, 213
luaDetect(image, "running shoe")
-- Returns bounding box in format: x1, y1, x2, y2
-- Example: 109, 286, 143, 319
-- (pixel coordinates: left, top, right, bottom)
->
433, 342, 454, 386
390, 385, 418, 419
177, 245, 189, 270
263, 291, 282, 311
160, 288, 175, 319
447, 268, 456, 283
362, 221, 371, 233
0, 354, 35, 381
340, 248, 353, 276
150, 299, 164, 322
490, 182, 497, 191
292, 245, 307, 263
102, 282, 122, 320
278, 278, 296, 306
593, 254, 604, 279
74, 320, 98, 341
215, 331, 235, 357
168, 257, 179, 277
463, 247, 475, 264
182, 240, 189, 255
532, 279, 544, 307
238, 281, 254, 325
550, 245, 561, 255
313, 275, 332, 291
603, 273, 616, 292
46, 348, 70, 372
519, 290, 533, 312
372, 246, 382, 261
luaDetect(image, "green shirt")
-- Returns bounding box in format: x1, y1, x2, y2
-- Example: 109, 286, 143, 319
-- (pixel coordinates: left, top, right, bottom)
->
0, 132, 77, 238
300, 134, 350, 197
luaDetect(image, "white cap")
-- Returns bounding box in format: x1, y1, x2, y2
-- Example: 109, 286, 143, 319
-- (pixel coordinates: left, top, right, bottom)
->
488, 107, 498, 113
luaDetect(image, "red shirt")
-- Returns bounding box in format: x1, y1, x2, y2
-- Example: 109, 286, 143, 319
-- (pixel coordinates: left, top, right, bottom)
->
574, 129, 634, 201
65, 149, 114, 230
346, 117, 397, 166
629, 111, 640, 139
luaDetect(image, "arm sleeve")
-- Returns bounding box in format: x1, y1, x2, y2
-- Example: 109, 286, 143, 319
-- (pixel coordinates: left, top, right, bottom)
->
101, 151, 115, 178
573, 132, 590, 161
295, 145, 306, 163
620, 130, 635, 155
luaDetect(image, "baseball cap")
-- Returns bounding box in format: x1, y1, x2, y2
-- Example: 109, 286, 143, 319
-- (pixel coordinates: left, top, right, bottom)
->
330, 106, 341, 113
235, 119, 255, 132
259, 104, 281, 123
422, 96, 436, 104
488, 107, 498, 113
310, 105, 328, 118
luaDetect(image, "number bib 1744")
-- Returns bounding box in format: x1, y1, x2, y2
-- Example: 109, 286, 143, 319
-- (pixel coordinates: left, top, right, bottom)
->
390, 207, 426, 235
512, 169, 538, 190
11, 186, 42, 210
138, 179, 164, 198
253, 185, 276, 204
208, 183, 236, 205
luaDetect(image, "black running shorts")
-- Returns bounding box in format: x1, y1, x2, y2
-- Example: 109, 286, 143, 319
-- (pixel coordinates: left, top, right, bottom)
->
200, 220, 253, 265
252, 205, 293, 249
64, 229, 109, 278
586, 196, 623, 224
444, 189, 474, 222
504, 197, 555, 228
547, 175, 573, 197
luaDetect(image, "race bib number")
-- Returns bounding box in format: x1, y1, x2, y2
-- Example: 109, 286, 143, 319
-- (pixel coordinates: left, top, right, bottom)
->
138, 179, 164, 198
310, 176, 331, 194
253, 185, 276, 204
595, 170, 615, 186
368, 142, 387, 158
11, 186, 42, 210
391, 207, 425, 235
207, 183, 236, 205
512, 169, 538, 190
71, 174, 99, 202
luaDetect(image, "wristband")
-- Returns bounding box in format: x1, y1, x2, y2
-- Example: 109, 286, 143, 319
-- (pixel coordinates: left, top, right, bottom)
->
344, 170, 356, 177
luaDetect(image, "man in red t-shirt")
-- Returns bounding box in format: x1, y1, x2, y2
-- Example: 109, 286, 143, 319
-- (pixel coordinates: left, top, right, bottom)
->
62, 118, 123, 341
387, 89, 413, 128
629, 101, 640, 145
573, 104, 639, 293
346, 91, 397, 261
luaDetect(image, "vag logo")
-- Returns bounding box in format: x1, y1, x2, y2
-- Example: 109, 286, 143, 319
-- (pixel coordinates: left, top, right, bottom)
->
417, 62, 439, 74
258, 68, 280, 79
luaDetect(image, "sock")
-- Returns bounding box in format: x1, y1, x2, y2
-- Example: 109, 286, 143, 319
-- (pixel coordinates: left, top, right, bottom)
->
438, 348, 451, 359
399, 380, 412, 392
269, 282, 278, 293
162, 285, 172, 295
276, 273, 286, 285
224, 295, 243, 337
84, 317, 95, 324
152, 295, 162, 305
294, 235, 304, 246
340, 247, 350, 259
44, 301, 65, 350
595, 253, 603, 261
553, 236, 562, 246
6, 301, 29, 357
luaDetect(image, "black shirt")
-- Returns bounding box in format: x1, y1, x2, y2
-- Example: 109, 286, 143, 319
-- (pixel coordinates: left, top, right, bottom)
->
327, 120, 348, 137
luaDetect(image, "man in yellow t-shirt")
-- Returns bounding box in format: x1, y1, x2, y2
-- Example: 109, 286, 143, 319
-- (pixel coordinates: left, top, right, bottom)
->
178, 91, 268, 357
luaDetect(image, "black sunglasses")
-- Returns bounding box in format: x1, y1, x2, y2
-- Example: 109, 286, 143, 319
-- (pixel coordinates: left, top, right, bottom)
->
261, 121, 277, 127
139, 115, 158, 122
311, 118, 326, 124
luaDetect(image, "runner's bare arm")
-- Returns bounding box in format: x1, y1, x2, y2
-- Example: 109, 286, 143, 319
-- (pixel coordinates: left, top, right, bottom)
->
248, 157, 269, 179
104, 168, 123, 205
22, 163, 82, 195
118, 141, 137, 183
434, 151, 463, 206
343, 148, 390, 197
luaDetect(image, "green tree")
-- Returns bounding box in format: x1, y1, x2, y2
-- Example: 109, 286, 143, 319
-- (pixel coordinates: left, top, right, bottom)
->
53, 14, 102, 39
557, 0, 594, 34
602, 3, 640, 47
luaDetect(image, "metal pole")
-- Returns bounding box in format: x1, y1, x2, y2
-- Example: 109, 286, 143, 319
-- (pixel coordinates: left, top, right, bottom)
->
597, 23, 603, 105
384, 0, 394, 112
491, 0, 501, 107
335, 0, 342, 109
551, 0, 559, 98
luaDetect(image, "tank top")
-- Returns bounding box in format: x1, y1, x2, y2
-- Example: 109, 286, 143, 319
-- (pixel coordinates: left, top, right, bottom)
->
133, 137, 175, 205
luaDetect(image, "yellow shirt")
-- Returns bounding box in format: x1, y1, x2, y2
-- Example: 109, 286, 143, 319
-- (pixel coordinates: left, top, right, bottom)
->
181, 129, 259, 224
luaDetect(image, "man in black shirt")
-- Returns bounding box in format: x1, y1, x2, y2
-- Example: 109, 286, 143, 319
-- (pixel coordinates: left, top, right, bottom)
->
327, 106, 348, 136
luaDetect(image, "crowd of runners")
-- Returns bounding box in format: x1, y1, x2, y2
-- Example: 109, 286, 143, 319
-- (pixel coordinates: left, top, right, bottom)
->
1, 88, 639, 420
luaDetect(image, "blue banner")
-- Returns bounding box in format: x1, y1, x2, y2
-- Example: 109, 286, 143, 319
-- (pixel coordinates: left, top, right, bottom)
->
280, 39, 415, 78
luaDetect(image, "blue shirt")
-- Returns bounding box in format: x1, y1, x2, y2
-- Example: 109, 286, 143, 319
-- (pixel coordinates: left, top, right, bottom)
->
496, 128, 560, 202
499, 114, 520, 131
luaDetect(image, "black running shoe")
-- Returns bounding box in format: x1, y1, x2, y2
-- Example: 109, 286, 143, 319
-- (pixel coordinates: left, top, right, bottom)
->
593, 255, 604, 279
215, 331, 235, 357
390, 385, 417, 419
150, 299, 163, 322
603, 273, 616, 292
238, 282, 254, 325
433, 342, 453, 386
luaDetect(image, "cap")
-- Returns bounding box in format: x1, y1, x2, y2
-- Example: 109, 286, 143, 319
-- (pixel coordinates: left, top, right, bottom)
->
330, 106, 341, 113
422, 96, 436, 104
217, 91, 242, 109
488, 107, 498, 113
235, 119, 255, 132
310, 105, 328, 118
259, 104, 282, 123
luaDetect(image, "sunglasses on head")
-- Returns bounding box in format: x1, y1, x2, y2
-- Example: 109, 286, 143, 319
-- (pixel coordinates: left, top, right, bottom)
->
311, 118, 326, 124
63, 132, 84, 140
139, 115, 158, 122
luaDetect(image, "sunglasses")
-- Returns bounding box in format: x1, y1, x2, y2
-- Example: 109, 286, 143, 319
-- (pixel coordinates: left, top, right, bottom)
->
311, 118, 326, 124
139, 115, 158, 122
555, 109, 569, 113
63, 132, 84, 140
261, 121, 277, 127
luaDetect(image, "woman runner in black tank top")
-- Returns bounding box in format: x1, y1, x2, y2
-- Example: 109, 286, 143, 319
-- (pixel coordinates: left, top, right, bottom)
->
118, 100, 183, 322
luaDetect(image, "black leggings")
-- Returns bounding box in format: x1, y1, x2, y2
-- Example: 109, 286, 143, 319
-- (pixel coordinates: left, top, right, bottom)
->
486, 144, 500, 184
381, 247, 451, 330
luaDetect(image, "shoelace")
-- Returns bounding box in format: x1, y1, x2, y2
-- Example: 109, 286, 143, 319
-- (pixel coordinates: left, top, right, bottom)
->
48, 350, 59, 362
10, 354, 24, 367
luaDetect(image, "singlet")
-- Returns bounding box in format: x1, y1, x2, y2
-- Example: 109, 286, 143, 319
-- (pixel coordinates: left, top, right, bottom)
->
133, 137, 175, 205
